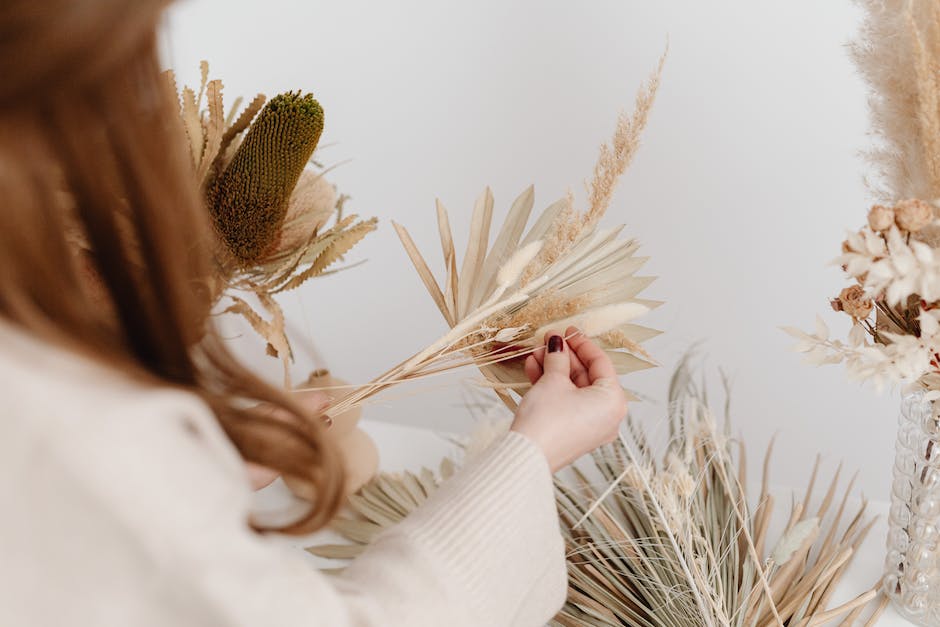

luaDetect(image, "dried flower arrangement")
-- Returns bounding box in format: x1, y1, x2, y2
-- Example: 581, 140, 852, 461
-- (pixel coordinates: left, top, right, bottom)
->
318, 55, 665, 420
310, 362, 886, 626
786, 1, 940, 393
164, 62, 377, 385
787, 4, 940, 621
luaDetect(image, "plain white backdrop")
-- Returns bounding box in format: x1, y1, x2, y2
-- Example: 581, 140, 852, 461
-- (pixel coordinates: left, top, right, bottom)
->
160, 1, 898, 500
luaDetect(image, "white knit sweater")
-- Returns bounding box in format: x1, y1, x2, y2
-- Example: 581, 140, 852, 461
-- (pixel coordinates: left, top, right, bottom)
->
0, 323, 567, 626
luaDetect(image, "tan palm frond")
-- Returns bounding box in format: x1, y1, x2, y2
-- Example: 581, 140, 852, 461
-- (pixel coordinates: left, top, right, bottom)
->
384, 55, 667, 410
310, 362, 884, 626
316, 55, 666, 418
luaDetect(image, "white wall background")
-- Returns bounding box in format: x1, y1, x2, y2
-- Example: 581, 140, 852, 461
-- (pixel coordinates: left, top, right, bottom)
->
161, 1, 898, 499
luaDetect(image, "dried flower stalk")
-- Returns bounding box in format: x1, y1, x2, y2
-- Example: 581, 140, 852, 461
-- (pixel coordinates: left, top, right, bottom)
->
311, 361, 883, 626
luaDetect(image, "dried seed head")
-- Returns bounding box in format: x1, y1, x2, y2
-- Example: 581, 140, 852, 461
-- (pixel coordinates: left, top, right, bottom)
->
208, 92, 325, 264
496, 240, 543, 290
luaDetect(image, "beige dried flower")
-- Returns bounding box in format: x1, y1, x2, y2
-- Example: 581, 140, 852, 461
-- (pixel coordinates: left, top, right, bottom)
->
867, 204, 895, 231
276, 169, 338, 254
838, 285, 873, 319
894, 198, 933, 231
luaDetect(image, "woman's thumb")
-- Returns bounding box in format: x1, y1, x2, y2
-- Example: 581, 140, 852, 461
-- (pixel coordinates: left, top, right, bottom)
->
542, 332, 570, 378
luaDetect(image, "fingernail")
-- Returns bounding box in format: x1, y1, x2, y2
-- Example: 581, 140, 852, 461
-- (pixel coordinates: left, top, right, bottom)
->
548, 335, 563, 353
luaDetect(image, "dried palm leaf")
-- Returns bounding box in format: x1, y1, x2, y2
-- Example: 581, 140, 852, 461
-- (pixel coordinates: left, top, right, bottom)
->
318, 54, 666, 418
310, 361, 884, 626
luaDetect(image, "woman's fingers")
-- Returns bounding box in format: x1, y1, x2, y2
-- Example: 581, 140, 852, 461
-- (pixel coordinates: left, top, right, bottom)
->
293, 389, 333, 414
541, 330, 571, 378
524, 353, 542, 384
529, 331, 590, 387
565, 326, 617, 382
567, 342, 591, 388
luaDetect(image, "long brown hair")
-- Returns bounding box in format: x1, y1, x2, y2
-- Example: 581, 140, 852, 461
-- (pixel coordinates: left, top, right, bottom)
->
0, 0, 344, 533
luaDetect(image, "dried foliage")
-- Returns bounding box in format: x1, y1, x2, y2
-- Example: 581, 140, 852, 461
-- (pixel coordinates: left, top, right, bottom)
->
793, 4, 940, 392
310, 362, 883, 626
851, 0, 940, 203
305, 457, 457, 562
320, 55, 666, 418
167, 63, 376, 384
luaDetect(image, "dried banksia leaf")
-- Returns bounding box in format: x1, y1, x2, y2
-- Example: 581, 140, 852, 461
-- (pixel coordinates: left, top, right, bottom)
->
223, 292, 292, 386
217, 93, 266, 168
196, 79, 225, 185
208, 91, 325, 265
274, 216, 378, 293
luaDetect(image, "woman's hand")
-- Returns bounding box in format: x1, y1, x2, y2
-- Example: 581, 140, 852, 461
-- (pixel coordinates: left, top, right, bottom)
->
246, 390, 332, 490
510, 326, 627, 472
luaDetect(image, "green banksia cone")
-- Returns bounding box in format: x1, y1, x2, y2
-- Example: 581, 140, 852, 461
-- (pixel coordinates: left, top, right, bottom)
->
208, 91, 324, 264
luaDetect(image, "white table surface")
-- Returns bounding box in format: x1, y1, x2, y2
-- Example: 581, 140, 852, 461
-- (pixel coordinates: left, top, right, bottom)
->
255, 420, 910, 626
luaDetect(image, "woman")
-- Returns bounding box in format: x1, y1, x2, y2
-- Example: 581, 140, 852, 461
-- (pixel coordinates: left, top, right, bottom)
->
0, 1, 628, 625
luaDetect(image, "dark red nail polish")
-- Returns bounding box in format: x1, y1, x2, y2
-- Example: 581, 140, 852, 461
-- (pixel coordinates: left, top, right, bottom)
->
548, 335, 563, 353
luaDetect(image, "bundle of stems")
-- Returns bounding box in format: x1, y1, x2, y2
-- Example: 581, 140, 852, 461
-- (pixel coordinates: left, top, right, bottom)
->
310, 361, 885, 626
554, 363, 881, 626
317, 54, 666, 418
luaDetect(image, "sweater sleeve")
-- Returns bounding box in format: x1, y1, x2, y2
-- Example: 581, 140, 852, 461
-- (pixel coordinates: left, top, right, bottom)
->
338, 430, 568, 626
25, 388, 567, 627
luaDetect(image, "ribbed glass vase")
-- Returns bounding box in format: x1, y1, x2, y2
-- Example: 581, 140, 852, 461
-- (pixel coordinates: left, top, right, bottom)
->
884, 392, 940, 626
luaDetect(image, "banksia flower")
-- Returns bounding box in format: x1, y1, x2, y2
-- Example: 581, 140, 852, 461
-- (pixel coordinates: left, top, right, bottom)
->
208, 92, 325, 264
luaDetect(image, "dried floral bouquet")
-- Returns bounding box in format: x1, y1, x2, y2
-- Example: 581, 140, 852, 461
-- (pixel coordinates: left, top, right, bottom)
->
310, 363, 886, 626
787, 1, 940, 622
319, 55, 666, 420
787, 0, 940, 391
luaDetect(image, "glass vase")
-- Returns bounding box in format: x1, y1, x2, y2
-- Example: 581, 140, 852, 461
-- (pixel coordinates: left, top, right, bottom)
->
884, 392, 940, 626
